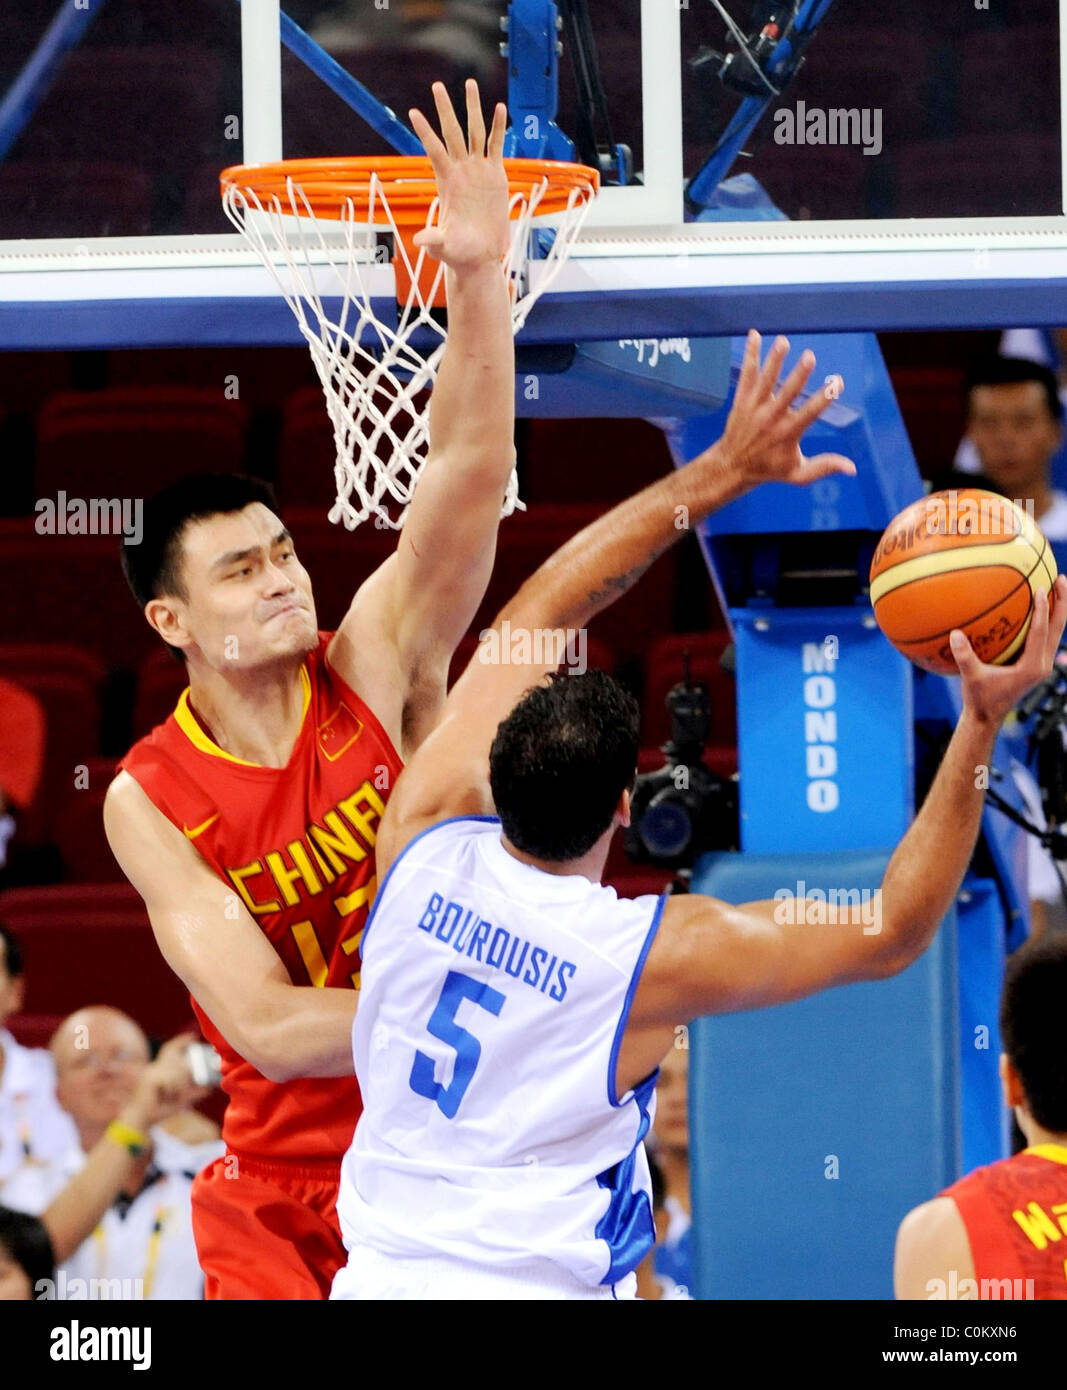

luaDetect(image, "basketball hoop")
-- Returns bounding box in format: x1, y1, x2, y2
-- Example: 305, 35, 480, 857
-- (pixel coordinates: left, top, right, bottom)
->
220, 156, 599, 530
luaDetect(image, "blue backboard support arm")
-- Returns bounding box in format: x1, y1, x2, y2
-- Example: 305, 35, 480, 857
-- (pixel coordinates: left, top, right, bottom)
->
0, 0, 106, 165
687, 0, 839, 209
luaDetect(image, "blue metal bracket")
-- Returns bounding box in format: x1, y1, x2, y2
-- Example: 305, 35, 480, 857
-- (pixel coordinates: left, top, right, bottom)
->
687, 0, 839, 210
501, 0, 576, 161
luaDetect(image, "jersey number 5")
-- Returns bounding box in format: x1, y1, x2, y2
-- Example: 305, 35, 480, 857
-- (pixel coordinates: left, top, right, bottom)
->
409, 970, 506, 1120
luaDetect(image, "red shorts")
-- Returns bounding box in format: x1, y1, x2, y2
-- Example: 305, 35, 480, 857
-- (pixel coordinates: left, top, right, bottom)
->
192, 1152, 346, 1300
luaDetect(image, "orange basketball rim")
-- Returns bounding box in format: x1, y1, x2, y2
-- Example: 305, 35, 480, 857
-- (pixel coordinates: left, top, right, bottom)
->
220, 155, 600, 306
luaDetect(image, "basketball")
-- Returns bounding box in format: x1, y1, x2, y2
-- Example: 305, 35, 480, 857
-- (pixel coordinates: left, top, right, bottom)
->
869, 488, 1058, 674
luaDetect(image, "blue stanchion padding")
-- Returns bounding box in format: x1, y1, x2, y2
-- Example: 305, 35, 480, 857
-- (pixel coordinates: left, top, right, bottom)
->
956, 876, 1011, 1174
732, 606, 914, 853
687, 848, 960, 1301
687, 173, 788, 223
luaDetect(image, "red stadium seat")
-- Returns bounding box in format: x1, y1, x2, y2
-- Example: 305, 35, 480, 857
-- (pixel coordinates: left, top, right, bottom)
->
4, 1013, 64, 1049
473, 505, 679, 664
54, 755, 123, 883
0, 884, 192, 1039
35, 387, 250, 502
0, 667, 103, 846
888, 366, 969, 474
606, 869, 675, 900
641, 631, 737, 750
519, 419, 674, 505
0, 519, 156, 671
276, 385, 432, 513
132, 649, 189, 741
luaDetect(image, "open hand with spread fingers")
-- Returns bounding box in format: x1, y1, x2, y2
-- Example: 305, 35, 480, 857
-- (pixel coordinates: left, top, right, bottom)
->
717, 329, 858, 489
409, 79, 510, 273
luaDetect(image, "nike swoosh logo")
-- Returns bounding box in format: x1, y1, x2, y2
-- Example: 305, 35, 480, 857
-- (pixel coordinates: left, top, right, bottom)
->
183, 813, 220, 840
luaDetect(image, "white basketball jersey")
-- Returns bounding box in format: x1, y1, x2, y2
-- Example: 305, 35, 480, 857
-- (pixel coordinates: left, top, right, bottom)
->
337, 816, 666, 1289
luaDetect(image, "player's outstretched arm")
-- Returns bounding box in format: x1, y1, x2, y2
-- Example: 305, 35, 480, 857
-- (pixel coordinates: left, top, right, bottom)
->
329, 80, 516, 757
374, 333, 855, 872
103, 772, 358, 1083
615, 581, 1067, 1093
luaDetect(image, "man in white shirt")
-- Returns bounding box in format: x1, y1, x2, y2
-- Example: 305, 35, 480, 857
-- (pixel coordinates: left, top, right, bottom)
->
1, 1006, 221, 1300
0, 925, 78, 1183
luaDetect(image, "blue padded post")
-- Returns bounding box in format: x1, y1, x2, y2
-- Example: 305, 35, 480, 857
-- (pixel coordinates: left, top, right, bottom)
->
956, 876, 1012, 1172
688, 849, 960, 1301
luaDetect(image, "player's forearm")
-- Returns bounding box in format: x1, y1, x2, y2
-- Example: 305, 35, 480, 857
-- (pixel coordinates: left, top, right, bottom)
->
427, 260, 515, 474
504, 440, 743, 632
876, 708, 999, 972
249, 984, 359, 1082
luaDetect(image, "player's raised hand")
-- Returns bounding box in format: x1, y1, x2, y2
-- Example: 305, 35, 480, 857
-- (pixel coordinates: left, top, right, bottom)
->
950, 575, 1067, 726
717, 330, 858, 488
409, 79, 510, 273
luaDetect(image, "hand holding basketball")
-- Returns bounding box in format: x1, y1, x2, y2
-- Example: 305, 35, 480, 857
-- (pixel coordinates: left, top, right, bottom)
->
949, 575, 1067, 726
408, 79, 510, 272
717, 330, 858, 489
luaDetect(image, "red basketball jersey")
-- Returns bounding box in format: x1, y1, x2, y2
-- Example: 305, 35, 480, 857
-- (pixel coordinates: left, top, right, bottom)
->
942, 1144, 1067, 1299
119, 632, 403, 1163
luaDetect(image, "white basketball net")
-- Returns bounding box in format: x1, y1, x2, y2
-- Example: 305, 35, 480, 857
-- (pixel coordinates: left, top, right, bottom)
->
222, 171, 596, 530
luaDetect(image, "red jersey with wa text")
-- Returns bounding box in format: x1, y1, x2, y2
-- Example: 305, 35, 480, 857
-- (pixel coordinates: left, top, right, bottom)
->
119, 632, 403, 1164
942, 1144, 1067, 1299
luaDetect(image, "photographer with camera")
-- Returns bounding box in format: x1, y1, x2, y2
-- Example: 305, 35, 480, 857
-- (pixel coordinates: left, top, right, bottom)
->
0, 1007, 221, 1299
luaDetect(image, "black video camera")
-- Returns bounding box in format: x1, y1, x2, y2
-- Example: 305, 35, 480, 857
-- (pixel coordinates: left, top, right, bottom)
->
624, 666, 739, 869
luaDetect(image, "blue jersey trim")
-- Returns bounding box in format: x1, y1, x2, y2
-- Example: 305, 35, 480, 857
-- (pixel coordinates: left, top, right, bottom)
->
595, 1072, 657, 1284
360, 814, 501, 956
607, 891, 669, 1109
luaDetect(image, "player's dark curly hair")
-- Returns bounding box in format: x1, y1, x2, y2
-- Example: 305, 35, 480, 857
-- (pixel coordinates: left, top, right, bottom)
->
999, 932, 1067, 1133
0, 1207, 55, 1298
119, 473, 279, 661
489, 669, 640, 863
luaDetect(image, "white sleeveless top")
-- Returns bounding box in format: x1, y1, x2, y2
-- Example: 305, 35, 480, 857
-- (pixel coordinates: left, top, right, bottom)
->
337, 816, 666, 1288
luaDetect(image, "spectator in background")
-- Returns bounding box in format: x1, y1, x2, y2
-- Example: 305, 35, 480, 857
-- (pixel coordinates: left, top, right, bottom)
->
0, 679, 45, 874
0, 924, 78, 1183
0, 1206, 53, 1300
957, 358, 1067, 540
1, 1007, 222, 1300
895, 933, 1067, 1300
635, 1154, 691, 1300
651, 1041, 692, 1294
309, 1, 498, 77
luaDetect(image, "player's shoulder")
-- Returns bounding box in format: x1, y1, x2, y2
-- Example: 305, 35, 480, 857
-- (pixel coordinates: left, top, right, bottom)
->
894, 1195, 973, 1298
897, 1194, 964, 1246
